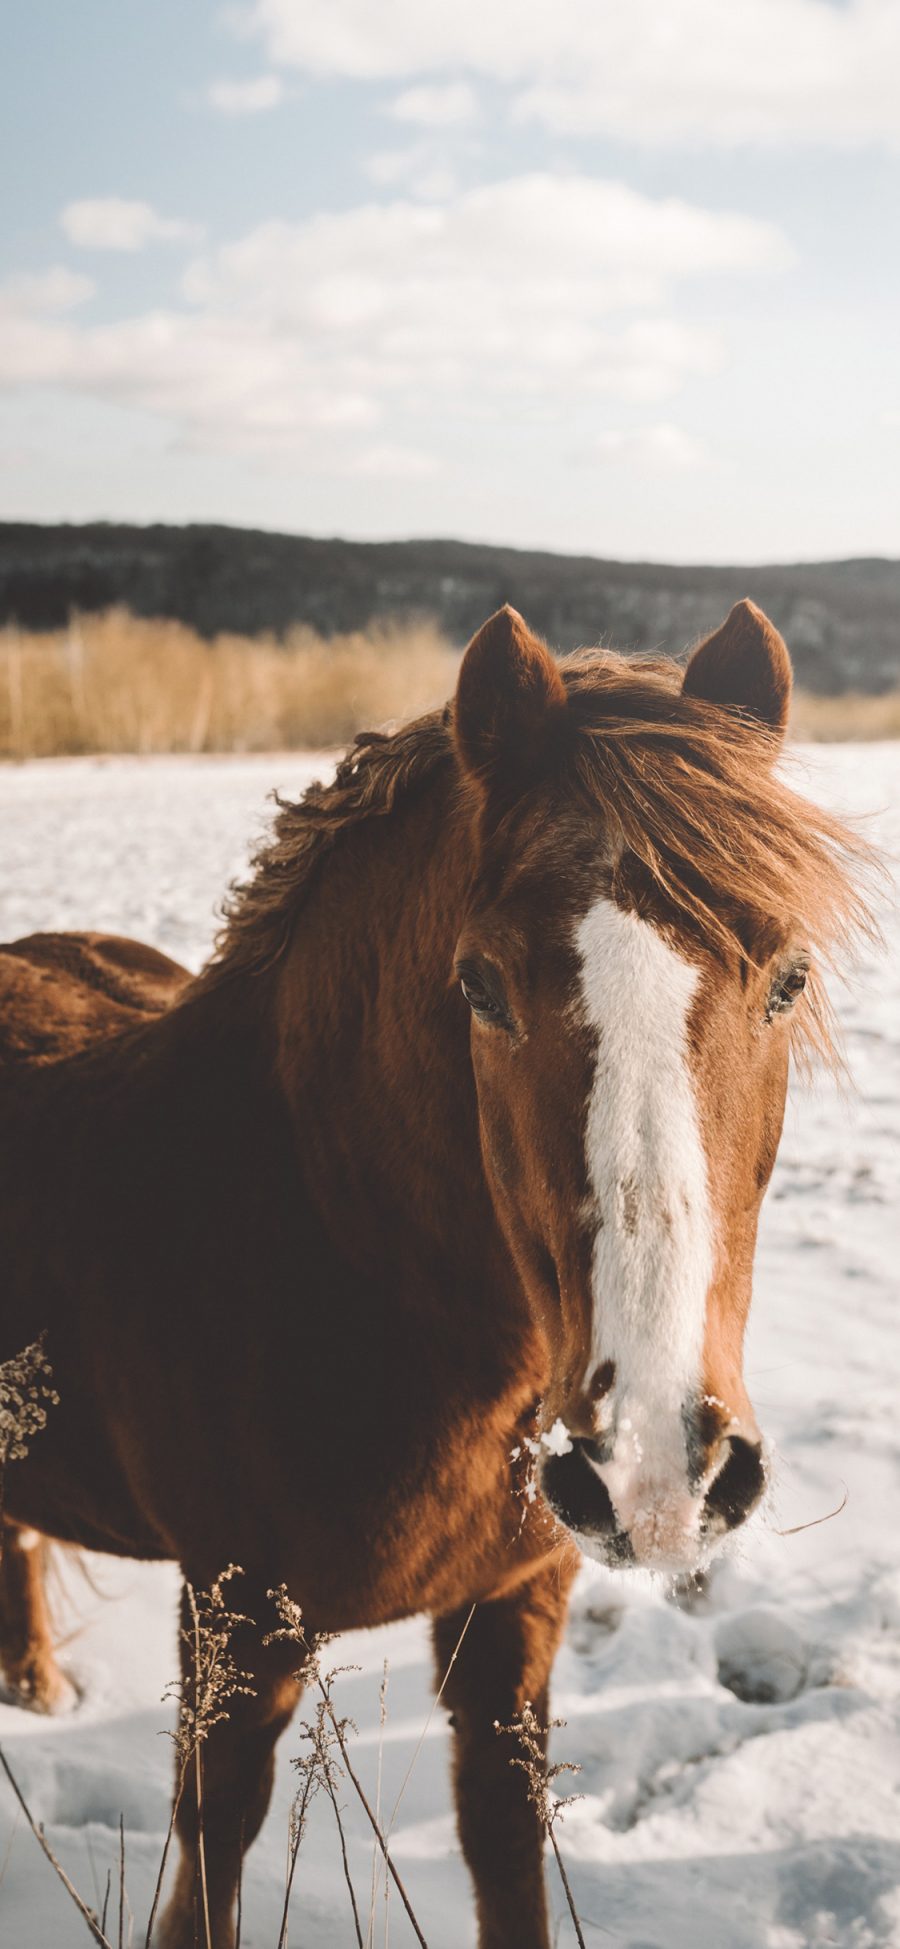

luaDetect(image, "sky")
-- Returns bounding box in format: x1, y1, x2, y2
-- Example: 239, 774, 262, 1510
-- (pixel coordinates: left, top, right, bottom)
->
1, 0, 899, 563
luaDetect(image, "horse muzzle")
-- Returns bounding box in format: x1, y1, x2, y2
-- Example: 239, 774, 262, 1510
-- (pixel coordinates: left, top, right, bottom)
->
540, 1425, 766, 1572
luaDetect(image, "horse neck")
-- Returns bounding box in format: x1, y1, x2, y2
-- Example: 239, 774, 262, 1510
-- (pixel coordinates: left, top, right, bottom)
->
270, 763, 510, 1307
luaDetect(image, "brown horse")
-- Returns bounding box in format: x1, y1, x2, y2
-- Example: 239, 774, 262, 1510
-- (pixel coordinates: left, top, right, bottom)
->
0, 931, 189, 1065
0, 601, 870, 1948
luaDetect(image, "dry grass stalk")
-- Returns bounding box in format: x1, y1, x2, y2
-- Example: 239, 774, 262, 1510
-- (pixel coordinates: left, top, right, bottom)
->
366, 1661, 389, 1949
266, 1586, 428, 1949
0, 1344, 108, 1941
146, 1566, 255, 1949
266, 1593, 366, 1949
496, 1700, 586, 1949
291, 1690, 365, 1948
261, 1586, 330, 1948
386, 1603, 476, 1845
118, 1812, 125, 1949
0, 1740, 113, 1947
235, 1818, 244, 1949
275, 1765, 317, 1949
0, 1808, 22, 1893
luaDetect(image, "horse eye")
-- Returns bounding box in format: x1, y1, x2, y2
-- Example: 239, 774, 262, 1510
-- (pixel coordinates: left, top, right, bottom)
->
459, 968, 505, 1022
766, 960, 809, 1020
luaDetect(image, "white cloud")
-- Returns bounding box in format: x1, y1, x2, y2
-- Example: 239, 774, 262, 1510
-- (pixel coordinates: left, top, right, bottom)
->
61, 199, 200, 252
3, 175, 787, 467
364, 146, 459, 201
584, 424, 708, 471
207, 74, 284, 113
0, 268, 94, 314
244, 0, 900, 148
369, 81, 479, 200
0, 271, 95, 386
387, 82, 478, 127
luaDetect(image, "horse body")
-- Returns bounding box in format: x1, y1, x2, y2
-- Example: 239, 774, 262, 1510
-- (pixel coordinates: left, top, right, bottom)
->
0, 602, 869, 1948
0, 930, 189, 1062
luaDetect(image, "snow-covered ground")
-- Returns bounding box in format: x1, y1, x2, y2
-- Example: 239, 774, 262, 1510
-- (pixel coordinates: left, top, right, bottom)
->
1, 744, 898, 1949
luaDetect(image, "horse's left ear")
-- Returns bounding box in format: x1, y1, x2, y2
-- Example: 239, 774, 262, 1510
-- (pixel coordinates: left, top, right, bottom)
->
682, 599, 792, 742
454, 605, 568, 791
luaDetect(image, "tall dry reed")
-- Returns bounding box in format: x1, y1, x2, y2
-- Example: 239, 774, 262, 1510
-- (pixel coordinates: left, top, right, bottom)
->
788, 687, 900, 741
0, 611, 460, 759
1, 610, 895, 758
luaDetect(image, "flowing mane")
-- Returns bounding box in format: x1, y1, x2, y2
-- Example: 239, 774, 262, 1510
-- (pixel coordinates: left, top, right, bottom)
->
207, 647, 876, 1062
204, 708, 455, 983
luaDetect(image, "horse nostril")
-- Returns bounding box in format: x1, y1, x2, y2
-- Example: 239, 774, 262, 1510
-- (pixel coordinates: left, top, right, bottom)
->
541, 1438, 617, 1538
703, 1435, 766, 1532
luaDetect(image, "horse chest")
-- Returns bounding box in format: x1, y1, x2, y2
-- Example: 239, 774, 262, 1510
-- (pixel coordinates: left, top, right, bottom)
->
260, 1405, 557, 1631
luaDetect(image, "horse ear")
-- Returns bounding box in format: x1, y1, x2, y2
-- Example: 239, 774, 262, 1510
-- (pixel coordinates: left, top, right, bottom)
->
682, 599, 792, 741
454, 606, 567, 791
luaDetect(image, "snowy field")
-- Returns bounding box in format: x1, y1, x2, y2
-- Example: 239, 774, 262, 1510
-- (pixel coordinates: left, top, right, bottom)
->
0, 743, 898, 1949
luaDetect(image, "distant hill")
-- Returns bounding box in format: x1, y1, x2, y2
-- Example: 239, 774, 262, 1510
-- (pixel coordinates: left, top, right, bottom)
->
1, 521, 898, 695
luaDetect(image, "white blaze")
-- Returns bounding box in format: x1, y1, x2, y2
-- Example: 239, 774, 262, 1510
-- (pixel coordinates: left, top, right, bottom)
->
574, 898, 714, 1563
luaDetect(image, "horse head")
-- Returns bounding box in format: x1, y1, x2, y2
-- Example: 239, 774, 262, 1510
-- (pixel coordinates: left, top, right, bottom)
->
452, 600, 849, 1572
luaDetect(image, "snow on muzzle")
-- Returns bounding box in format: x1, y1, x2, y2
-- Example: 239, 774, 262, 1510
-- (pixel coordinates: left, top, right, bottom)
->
540, 1404, 766, 1571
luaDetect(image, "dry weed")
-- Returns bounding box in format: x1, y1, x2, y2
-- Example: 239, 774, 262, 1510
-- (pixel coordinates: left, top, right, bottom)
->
0, 1334, 58, 1472
0, 1334, 59, 1543
266, 1585, 428, 1948
146, 1566, 256, 1949
496, 1699, 586, 1948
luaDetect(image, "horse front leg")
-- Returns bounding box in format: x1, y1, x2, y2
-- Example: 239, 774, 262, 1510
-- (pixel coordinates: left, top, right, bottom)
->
158, 1577, 304, 1949
0, 1521, 74, 1712
433, 1549, 579, 1949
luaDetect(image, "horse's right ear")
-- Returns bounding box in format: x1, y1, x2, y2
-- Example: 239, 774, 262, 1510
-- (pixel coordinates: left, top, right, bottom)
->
454, 606, 567, 793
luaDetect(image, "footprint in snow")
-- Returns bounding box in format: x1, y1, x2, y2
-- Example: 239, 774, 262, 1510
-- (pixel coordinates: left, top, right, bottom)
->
715, 1605, 809, 1704
50, 1757, 169, 1832
567, 1599, 624, 1657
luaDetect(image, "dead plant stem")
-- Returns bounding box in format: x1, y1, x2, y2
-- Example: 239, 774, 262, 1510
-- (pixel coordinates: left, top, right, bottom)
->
323, 1774, 364, 1948
314, 1686, 428, 1949
366, 1661, 388, 1949
548, 1830, 586, 1949
144, 1765, 187, 1948
386, 1605, 475, 1839
274, 1773, 315, 1949
118, 1814, 125, 1949
192, 1618, 213, 1949
235, 1817, 244, 1949
0, 1741, 112, 1947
